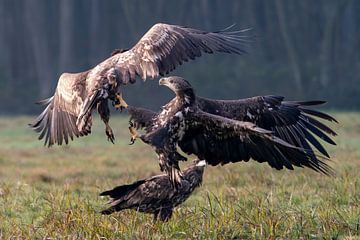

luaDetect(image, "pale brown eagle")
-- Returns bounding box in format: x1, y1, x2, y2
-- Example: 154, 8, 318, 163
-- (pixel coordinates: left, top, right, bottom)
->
128, 76, 337, 186
30, 23, 249, 146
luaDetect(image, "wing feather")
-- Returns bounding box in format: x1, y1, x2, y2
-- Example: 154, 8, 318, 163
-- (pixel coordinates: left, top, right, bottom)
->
179, 110, 333, 175
29, 71, 95, 147
112, 23, 250, 84
196, 95, 337, 160
100, 174, 173, 214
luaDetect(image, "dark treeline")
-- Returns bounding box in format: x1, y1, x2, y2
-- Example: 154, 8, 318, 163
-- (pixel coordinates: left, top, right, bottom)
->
0, 0, 359, 114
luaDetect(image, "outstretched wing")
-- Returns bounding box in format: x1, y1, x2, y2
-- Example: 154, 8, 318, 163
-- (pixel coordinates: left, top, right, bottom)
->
111, 23, 250, 84
179, 110, 333, 175
196, 95, 337, 159
29, 71, 100, 147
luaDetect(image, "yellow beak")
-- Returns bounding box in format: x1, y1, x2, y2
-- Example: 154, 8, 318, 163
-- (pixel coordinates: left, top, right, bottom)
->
159, 78, 168, 85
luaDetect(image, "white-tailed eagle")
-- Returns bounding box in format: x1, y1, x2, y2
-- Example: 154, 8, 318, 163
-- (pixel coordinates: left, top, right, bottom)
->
30, 23, 249, 146
100, 159, 205, 222
128, 76, 337, 186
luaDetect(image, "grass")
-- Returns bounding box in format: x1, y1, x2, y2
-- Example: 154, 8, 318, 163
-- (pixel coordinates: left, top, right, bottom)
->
0, 112, 359, 239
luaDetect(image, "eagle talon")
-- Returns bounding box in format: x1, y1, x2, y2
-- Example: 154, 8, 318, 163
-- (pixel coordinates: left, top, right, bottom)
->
129, 137, 136, 145
105, 124, 115, 144
129, 124, 139, 145
114, 93, 128, 111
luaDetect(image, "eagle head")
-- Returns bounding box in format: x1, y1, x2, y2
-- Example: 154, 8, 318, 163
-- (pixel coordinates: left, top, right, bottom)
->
182, 159, 206, 188
159, 76, 194, 99
106, 68, 121, 89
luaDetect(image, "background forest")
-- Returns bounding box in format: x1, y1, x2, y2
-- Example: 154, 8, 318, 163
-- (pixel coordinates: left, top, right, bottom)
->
0, 0, 359, 113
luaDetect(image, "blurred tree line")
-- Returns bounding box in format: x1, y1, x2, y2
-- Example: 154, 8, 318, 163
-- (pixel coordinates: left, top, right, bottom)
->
0, 0, 359, 114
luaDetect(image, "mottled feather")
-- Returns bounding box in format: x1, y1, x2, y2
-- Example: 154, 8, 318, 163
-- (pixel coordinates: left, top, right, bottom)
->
100, 160, 205, 221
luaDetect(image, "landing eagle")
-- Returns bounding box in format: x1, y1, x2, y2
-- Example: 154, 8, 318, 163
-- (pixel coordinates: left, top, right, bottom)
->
30, 23, 249, 146
128, 76, 337, 185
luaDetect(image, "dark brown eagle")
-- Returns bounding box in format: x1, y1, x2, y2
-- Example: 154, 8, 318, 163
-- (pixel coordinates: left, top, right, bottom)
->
128, 76, 337, 186
100, 159, 205, 222
30, 23, 249, 146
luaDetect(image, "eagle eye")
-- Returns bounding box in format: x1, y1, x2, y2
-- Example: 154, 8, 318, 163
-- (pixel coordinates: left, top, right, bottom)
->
108, 74, 116, 82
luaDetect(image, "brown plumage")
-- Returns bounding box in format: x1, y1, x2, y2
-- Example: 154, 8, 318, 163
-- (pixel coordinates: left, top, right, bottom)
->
100, 159, 205, 222
128, 76, 336, 186
30, 23, 250, 146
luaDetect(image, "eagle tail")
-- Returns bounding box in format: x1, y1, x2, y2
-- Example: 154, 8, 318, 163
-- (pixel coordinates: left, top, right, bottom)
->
100, 179, 146, 214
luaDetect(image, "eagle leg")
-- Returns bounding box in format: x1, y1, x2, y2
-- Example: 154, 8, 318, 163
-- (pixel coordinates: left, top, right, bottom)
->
153, 210, 160, 223
129, 121, 140, 145
114, 93, 128, 111
105, 123, 115, 144
97, 99, 115, 144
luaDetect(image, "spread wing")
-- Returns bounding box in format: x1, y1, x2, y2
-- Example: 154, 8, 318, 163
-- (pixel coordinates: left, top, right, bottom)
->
111, 23, 250, 84
29, 71, 100, 147
179, 110, 333, 175
196, 95, 337, 159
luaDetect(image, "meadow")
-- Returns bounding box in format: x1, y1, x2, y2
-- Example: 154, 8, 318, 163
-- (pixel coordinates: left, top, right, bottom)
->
0, 113, 359, 239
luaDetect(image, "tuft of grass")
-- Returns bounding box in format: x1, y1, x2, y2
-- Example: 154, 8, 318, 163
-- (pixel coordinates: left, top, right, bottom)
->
0, 113, 359, 239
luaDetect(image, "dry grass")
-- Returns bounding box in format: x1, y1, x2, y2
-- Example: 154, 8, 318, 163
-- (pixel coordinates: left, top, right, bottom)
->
0, 113, 359, 239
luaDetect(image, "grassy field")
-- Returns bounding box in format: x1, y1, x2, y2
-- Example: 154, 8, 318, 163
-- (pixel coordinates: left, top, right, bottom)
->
0, 113, 359, 239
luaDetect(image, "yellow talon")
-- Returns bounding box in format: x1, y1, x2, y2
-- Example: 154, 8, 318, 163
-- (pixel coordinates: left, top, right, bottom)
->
129, 122, 139, 145
114, 93, 128, 110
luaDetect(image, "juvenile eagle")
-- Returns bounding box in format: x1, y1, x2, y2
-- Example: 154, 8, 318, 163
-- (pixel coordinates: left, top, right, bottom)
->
100, 159, 205, 222
128, 76, 336, 185
30, 23, 249, 147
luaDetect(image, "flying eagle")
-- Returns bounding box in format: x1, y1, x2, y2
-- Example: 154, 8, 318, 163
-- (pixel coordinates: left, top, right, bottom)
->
127, 76, 337, 186
100, 159, 205, 222
30, 23, 250, 147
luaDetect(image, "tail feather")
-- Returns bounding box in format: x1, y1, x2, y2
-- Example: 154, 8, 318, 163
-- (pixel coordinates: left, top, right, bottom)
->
100, 179, 146, 198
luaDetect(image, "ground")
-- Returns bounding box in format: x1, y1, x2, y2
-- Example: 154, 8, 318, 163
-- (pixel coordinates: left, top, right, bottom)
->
0, 113, 359, 239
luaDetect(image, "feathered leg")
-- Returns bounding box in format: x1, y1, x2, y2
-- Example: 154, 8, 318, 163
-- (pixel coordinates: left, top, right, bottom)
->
159, 208, 173, 222
97, 100, 115, 143
153, 210, 160, 223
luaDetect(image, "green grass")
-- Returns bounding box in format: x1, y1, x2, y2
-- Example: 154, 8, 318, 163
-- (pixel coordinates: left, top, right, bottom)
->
0, 113, 359, 239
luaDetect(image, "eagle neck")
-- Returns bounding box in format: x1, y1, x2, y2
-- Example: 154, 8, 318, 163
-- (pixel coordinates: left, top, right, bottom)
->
183, 167, 203, 188
176, 88, 195, 107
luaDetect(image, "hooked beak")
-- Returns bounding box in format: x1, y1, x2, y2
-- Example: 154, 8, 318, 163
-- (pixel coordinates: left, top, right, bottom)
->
159, 77, 168, 86
196, 160, 207, 167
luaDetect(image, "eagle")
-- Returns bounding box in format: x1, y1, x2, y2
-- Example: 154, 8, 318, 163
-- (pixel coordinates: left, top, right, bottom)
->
100, 159, 205, 222
127, 76, 337, 186
30, 23, 249, 146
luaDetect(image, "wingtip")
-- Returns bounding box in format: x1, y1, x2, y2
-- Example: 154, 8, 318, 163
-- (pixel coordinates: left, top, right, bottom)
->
219, 23, 237, 32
